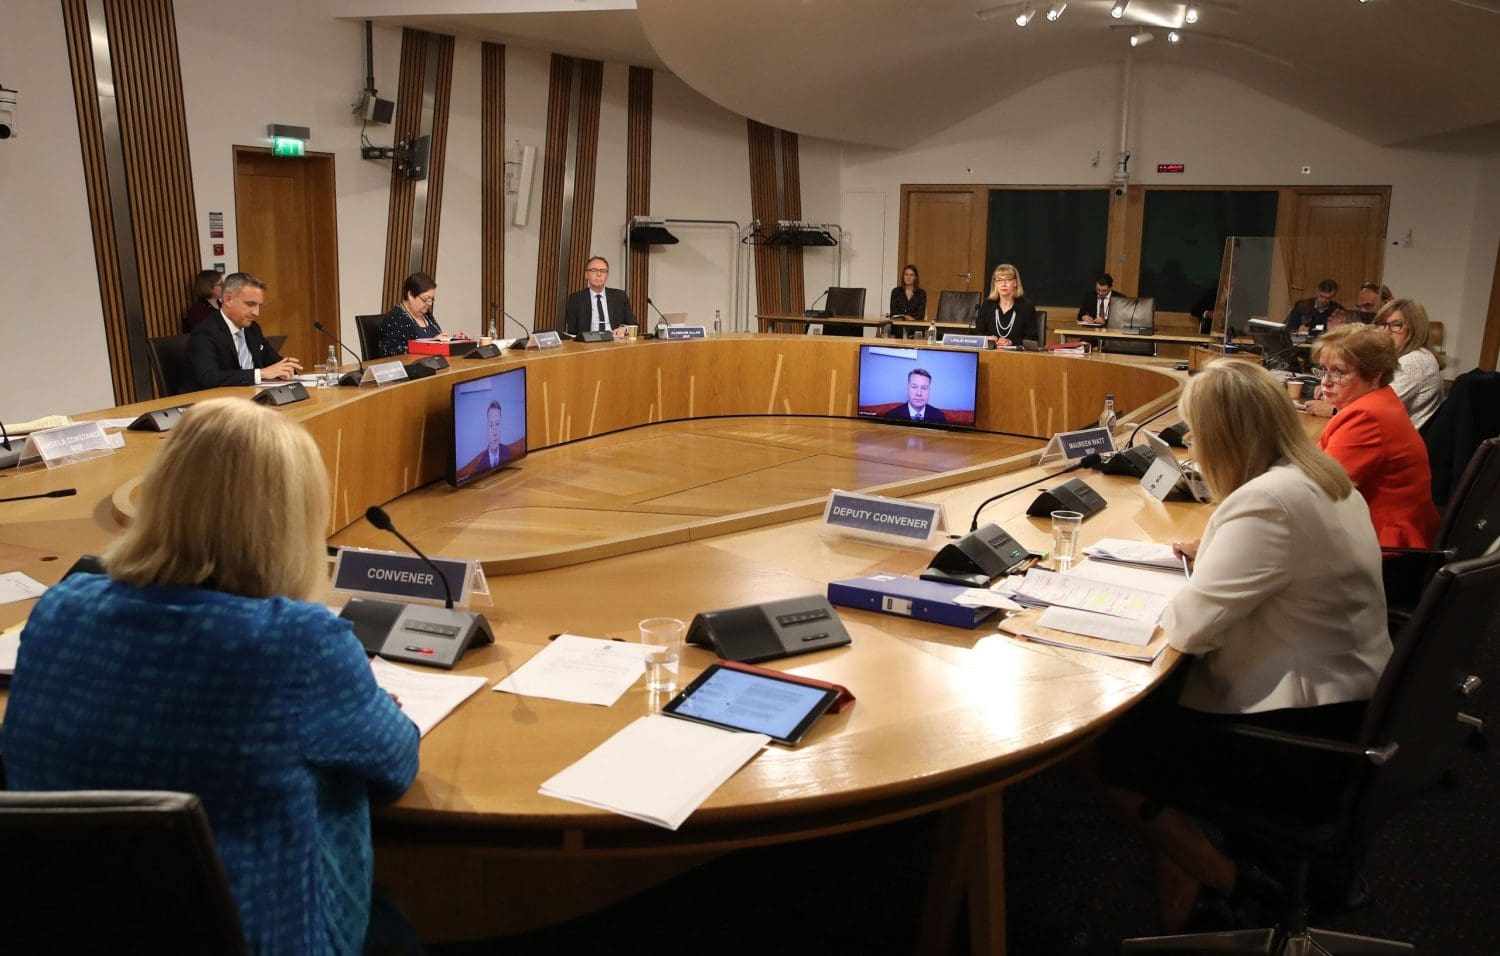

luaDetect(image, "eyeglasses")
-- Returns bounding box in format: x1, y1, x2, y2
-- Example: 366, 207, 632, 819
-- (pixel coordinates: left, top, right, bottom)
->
1377, 320, 1406, 333
1311, 366, 1351, 383
585, 268, 608, 274
418, 294, 436, 305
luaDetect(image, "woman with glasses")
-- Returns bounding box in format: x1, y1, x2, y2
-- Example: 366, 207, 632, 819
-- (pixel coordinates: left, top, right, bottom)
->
1371, 298, 1444, 429
1098, 359, 1390, 932
971, 263, 1038, 348
1310, 324, 1438, 548
378, 271, 450, 357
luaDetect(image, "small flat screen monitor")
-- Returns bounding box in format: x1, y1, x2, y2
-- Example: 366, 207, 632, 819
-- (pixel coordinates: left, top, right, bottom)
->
856, 345, 979, 430
1247, 319, 1297, 371
450, 366, 527, 487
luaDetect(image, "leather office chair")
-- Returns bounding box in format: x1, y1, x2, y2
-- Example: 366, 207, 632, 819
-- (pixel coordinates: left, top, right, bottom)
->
0, 790, 248, 954
146, 333, 193, 397
1030, 309, 1049, 348
1100, 296, 1156, 356
1122, 549, 1500, 955
823, 287, 867, 338
266, 334, 287, 353
1421, 369, 1500, 507
355, 313, 387, 360
1385, 437, 1500, 610
936, 290, 981, 327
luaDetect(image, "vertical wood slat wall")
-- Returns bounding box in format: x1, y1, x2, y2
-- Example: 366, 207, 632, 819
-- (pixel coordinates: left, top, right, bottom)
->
565, 60, 604, 297
748, 120, 805, 317
481, 43, 506, 323
62, 0, 200, 403
417, 34, 455, 277
532, 55, 573, 332
625, 67, 653, 317
382, 29, 426, 307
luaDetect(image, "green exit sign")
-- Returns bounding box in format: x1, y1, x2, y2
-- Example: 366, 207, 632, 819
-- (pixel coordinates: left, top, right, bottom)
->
272, 137, 305, 157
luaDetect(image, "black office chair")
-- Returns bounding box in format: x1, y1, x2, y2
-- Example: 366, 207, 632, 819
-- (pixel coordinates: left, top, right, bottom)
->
1421, 368, 1500, 507
935, 290, 981, 327
1384, 436, 1500, 614
266, 334, 287, 353
823, 287, 867, 337
0, 790, 248, 954
1122, 549, 1500, 955
146, 333, 194, 397
1028, 309, 1049, 349
1100, 296, 1156, 356
355, 313, 387, 360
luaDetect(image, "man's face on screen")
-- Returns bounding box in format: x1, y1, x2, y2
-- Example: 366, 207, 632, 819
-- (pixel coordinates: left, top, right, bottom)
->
907, 373, 931, 411
487, 406, 502, 452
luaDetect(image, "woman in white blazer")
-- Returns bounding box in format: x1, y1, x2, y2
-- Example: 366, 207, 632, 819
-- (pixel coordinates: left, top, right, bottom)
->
1100, 359, 1391, 932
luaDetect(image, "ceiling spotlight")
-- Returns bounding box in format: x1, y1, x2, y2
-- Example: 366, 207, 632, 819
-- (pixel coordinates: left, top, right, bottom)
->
1130, 28, 1154, 46
1185, 3, 1199, 23
1015, 6, 1036, 25
1046, 1, 1067, 20
1167, 29, 1180, 42
1110, 0, 1129, 18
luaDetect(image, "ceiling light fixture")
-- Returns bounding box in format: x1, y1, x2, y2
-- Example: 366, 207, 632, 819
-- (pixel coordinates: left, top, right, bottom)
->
1047, 2, 1067, 20
1015, 6, 1036, 25
1167, 29, 1180, 42
974, 6, 1006, 20
1110, 0, 1129, 18
1130, 27, 1154, 45
1185, 4, 1200, 22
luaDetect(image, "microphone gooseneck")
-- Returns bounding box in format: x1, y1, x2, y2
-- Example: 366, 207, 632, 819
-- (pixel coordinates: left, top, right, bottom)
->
313, 321, 366, 372
0, 488, 79, 504
365, 505, 455, 609
968, 461, 1090, 531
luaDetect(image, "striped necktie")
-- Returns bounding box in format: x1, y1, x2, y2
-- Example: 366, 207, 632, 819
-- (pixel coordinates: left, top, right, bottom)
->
234, 329, 252, 370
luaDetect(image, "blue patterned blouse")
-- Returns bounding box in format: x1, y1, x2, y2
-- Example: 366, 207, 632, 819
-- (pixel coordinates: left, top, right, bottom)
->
1, 574, 420, 956
377, 303, 442, 358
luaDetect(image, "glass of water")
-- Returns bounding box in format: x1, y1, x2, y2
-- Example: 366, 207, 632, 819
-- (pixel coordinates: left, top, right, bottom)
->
639, 617, 685, 694
1051, 510, 1084, 572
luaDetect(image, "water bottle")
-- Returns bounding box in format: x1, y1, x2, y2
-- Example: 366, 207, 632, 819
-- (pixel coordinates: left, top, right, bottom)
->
322, 345, 338, 388
486, 313, 498, 342
925, 317, 937, 345
1098, 393, 1117, 432
713, 308, 722, 338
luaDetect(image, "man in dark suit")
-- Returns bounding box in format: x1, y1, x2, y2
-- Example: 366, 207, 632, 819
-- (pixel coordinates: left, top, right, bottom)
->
1284, 278, 1344, 338
1077, 273, 1119, 327
880, 368, 948, 424
562, 257, 637, 337
186, 272, 301, 389
455, 401, 520, 482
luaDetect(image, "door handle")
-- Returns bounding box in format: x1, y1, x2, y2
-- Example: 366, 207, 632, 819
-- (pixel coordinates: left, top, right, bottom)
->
958, 272, 972, 282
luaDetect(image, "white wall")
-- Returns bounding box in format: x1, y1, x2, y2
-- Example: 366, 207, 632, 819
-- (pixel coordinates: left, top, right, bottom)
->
590, 62, 629, 290
841, 61, 1500, 371
0, 0, 115, 421
502, 46, 550, 332
434, 36, 483, 334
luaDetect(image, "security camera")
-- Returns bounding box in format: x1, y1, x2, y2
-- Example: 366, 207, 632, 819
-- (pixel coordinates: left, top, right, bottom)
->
1112, 185, 1126, 197
0, 87, 16, 139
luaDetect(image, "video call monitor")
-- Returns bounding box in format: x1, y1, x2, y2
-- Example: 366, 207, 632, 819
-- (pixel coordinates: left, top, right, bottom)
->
449, 366, 527, 487
855, 345, 980, 430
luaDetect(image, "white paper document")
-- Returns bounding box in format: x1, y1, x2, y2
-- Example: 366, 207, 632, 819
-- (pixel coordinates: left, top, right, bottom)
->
1082, 538, 1181, 571
369, 657, 487, 737
0, 572, 47, 607
0, 623, 22, 675
1000, 568, 1169, 625
952, 588, 1024, 611
93, 416, 141, 430
539, 715, 769, 830
492, 634, 650, 706
1037, 606, 1157, 646
1067, 559, 1191, 599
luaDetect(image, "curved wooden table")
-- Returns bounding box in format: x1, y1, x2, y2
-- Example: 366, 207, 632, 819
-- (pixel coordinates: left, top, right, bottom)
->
0, 337, 1197, 952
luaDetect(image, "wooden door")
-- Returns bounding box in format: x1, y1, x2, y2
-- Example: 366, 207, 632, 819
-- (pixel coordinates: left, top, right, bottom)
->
233, 148, 340, 367
899, 187, 987, 319
1285, 190, 1389, 309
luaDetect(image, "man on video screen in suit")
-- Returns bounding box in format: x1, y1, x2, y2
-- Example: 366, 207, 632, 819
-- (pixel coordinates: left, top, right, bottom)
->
881, 368, 948, 423
562, 257, 637, 338
456, 401, 518, 481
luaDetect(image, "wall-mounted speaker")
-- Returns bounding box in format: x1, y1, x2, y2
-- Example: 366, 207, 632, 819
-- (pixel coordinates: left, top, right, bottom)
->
513, 144, 537, 227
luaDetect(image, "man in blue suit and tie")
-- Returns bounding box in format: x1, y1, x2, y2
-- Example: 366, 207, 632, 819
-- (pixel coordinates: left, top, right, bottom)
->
880, 368, 948, 424
186, 272, 302, 390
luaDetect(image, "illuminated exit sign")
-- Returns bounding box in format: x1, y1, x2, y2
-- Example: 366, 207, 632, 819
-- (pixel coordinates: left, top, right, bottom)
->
272, 137, 305, 157
1157, 163, 1186, 174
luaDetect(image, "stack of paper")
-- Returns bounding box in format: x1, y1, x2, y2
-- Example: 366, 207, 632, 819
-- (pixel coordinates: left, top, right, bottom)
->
0, 572, 47, 607
0, 621, 22, 676
1082, 538, 1183, 572
540, 715, 769, 830
370, 657, 487, 737
492, 634, 651, 707
998, 568, 1170, 626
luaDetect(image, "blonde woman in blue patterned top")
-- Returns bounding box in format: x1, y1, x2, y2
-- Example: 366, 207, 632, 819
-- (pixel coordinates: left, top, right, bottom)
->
2, 398, 420, 955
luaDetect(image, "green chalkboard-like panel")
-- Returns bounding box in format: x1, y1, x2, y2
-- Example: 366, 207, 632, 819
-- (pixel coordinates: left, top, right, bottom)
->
1139, 190, 1279, 313
985, 189, 1110, 306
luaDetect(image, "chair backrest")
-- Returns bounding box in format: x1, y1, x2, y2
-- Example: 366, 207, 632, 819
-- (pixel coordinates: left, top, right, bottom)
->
146, 333, 193, 397
936, 290, 981, 326
1435, 436, 1500, 561
355, 314, 386, 361
0, 790, 248, 954
826, 287, 866, 318
1350, 549, 1500, 845
1032, 309, 1049, 347
265, 334, 287, 353
1422, 368, 1500, 506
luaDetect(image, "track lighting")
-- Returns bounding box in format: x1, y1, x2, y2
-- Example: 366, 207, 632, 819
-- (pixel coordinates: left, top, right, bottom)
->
1047, 2, 1067, 20
1167, 30, 1180, 42
1129, 28, 1153, 46
1185, 4, 1199, 23
1015, 6, 1036, 26
1110, 0, 1129, 18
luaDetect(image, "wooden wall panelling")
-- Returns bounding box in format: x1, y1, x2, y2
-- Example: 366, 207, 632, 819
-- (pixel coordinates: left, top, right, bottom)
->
778, 129, 805, 314
481, 43, 506, 325
382, 29, 427, 308
747, 121, 786, 316
533, 55, 573, 332
416, 34, 456, 278
566, 60, 605, 293
626, 67, 653, 317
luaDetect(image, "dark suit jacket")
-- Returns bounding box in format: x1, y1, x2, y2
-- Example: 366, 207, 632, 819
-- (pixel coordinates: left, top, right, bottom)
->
186, 316, 285, 390
454, 441, 524, 482
1077, 291, 1119, 322
972, 298, 1039, 343
562, 287, 637, 336
1284, 297, 1343, 336
880, 404, 948, 424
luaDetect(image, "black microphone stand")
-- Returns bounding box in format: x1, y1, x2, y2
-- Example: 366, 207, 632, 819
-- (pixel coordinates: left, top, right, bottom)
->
313, 322, 367, 386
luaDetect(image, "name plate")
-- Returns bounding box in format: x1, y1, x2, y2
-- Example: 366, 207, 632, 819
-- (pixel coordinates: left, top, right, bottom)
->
1038, 426, 1116, 466
529, 331, 563, 350
661, 325, 707, 340
939, 333, 991, 350
332, 548, 480, 607
361, 361, 409, 386
1140, 455, 1211, 503
20, 422, 117, 469
822, 489, 945, 546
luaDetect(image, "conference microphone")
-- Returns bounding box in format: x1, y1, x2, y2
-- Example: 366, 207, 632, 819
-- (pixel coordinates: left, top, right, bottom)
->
968, 458, 1097, 531
0, 488, 78, 504
489, 301, 531, 348
351, 504, 494, 669
646, 297, 671, 338
312, 322, 366, 386
804, 289, 831, 319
